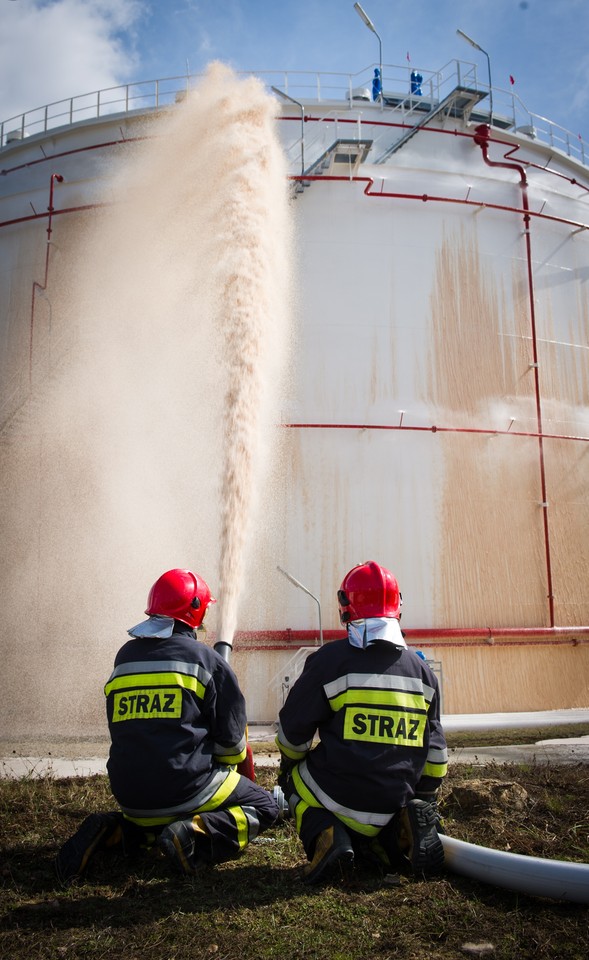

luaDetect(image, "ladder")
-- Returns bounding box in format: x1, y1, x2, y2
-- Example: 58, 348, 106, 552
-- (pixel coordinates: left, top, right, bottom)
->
293, 138, 373, 196
375, 86, 487, 163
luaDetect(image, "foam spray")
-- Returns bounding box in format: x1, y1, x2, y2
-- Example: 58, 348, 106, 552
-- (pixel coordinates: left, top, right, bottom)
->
205, 64, 292, 655
0, 63, 292, 738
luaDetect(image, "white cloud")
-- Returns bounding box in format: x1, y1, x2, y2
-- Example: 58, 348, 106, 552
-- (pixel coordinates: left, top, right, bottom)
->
0, 0, 143, 122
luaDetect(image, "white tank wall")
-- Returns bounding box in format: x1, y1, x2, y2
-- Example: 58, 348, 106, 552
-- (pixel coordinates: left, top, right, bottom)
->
264, 124, 589, 634
1, 96, 588, 730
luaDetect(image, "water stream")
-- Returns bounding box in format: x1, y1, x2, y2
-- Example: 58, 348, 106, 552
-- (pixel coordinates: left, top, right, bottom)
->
0, 63, 292, 738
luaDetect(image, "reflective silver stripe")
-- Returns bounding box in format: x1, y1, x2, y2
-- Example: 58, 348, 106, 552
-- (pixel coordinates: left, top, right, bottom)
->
213, 734, 247, 757
427, 746, 449, 763
106, 660, 213, 685
323, 673, 434, 703
242, 805, 260, 841
119, 767, 230, 818
276, 720, 313, 755
298, 760, 393, 828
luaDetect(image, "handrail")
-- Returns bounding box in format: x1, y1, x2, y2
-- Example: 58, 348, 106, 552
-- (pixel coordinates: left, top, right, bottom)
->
1, 62, 587, 168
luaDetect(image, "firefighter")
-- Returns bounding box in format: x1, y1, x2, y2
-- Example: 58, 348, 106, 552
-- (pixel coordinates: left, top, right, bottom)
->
55, 568, 279, 882
276, 560, 448, 884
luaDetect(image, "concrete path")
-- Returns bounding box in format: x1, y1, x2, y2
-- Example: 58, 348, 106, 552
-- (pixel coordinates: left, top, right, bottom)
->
2, 709, 588, 779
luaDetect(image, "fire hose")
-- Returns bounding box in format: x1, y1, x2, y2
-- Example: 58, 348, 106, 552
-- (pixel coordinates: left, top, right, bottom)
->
213, 636, 288, 816
213, 637, 256, 781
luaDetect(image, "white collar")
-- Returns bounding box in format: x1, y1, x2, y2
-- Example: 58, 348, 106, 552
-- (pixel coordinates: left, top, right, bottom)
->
127, 615, 175, 639
347, 617, 406, 649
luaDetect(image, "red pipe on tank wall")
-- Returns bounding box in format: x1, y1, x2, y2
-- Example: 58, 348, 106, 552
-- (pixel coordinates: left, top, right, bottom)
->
215, 627, 589, 651
29, 173, 63, 387
292, 173, 589, 233
281, 422, 589, 444
471, 123, 554, 627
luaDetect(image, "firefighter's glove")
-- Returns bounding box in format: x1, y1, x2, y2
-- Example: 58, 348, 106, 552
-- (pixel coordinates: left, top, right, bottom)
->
277, 755, 297, 792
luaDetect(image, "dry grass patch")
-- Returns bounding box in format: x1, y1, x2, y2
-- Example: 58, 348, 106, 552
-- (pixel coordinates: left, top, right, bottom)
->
1, 763, 588, 960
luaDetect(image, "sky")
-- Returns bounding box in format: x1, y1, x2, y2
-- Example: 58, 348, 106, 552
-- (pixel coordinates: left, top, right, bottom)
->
1, 0, 589, 141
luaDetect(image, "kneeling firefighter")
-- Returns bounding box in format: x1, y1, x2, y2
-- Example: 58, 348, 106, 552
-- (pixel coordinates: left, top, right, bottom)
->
56, 568, 279, 882
276, 561, 448, 884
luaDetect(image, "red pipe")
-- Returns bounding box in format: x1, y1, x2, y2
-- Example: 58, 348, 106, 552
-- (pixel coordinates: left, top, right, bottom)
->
1, 201, 102, 231
501, 141, 589, 195
212, 627, 589, 650
0, 131, 146, 178
472, 123, 554, 627
281, 422, 589, 444
291, 173, 589, 232
29, 173, 63, 387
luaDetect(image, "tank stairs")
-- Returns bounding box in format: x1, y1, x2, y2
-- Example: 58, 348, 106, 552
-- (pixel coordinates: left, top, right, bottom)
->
271, 646, 317, 706
375, 85, 487, 163
292, 138, 373, 197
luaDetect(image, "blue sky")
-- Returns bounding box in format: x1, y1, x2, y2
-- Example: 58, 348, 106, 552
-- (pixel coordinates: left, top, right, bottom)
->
1, 0, 589, 141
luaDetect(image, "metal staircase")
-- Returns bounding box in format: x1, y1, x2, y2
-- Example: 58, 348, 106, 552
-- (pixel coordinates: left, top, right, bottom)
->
293, 138, 373, 196
271, 647, 316, 709
375, 86, 487, 163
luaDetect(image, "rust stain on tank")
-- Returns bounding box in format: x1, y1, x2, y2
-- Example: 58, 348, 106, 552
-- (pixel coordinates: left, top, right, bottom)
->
427, 226, 547, 628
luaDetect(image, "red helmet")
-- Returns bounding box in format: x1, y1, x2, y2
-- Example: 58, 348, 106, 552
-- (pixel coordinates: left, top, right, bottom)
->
146, 568, 216, 629
338, 561, 401, 624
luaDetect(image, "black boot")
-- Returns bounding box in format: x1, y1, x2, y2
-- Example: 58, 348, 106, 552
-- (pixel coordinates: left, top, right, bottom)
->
158, 816, 212, 876
302, 822, 354, 885
394, 799, 444, 876
55, 811, 123, 884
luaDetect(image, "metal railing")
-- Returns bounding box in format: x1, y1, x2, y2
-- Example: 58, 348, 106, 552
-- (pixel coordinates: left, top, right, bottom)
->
1, 61, 587, 168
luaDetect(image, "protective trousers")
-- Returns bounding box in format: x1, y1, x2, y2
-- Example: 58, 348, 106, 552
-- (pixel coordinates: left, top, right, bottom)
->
189, 775, 279, 863
283, 769, 399, 866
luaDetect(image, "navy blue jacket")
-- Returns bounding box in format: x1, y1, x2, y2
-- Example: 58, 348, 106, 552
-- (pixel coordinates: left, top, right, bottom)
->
277, 638, 448, 829
104, 623, 247, 813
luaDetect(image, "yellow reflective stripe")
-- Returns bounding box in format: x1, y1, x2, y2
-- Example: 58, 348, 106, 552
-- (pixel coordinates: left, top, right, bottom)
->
105, 671, 207, 701
293, 796, 307, 836
275, 735, 308, 761
291, 769, 379, 838
422, 760, 448, 778
227, 805, 249, 849
197, 768, 241, 810
292, 765, 320, 810
216, 747, 247, 764
121, 769, 241, 827
123, 812, 179, 827
276, 722, 314, 756
328, 688, 427, 712
334, 812, 379, 838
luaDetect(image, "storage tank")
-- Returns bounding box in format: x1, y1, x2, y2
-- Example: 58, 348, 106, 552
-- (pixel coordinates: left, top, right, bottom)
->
1, 59, 588, 737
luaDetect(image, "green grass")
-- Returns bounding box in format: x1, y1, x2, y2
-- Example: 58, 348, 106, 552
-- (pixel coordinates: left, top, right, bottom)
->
443, 723, 589, 749
1, 758, 589, 960
250, 723, 589, 755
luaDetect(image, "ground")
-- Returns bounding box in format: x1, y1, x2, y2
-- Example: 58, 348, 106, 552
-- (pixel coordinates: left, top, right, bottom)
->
1, 743, 588, 959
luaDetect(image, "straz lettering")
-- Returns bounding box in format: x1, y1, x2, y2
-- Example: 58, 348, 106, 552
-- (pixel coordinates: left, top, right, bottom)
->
344, 707, 425, 746
112, 688, 181, 722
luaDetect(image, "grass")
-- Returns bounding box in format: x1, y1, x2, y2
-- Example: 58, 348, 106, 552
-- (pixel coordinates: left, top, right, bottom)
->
442, 723, 589, 749
248, 723, 589, 755
1, 730, 588, 960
